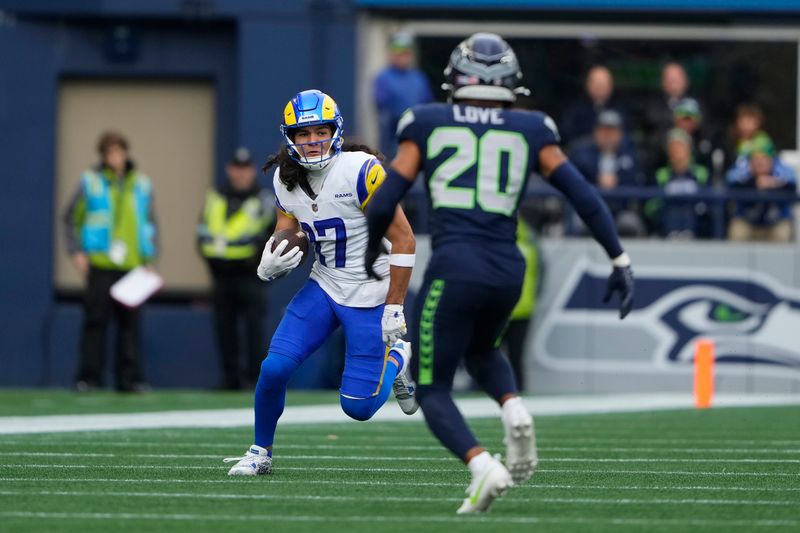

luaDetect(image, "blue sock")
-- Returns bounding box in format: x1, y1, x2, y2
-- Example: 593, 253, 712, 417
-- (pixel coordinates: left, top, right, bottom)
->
339, 357, 399, 421
388, 347, 405, 373
254, 352, 300, 450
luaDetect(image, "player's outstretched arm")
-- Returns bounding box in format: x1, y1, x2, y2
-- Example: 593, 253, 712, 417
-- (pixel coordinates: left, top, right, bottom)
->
365, 140, 420, 278
380, 206, 416, 345
539, 145, 634, 319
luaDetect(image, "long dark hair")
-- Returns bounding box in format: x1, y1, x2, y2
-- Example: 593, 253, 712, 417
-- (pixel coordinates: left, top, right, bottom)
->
263, 139, 384, 192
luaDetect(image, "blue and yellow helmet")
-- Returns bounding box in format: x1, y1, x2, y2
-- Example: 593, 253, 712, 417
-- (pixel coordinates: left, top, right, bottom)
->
280, 89, 344, 170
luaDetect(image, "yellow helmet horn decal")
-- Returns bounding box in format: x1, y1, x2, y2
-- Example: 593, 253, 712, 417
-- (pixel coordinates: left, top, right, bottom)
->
321, 95, 336, 120
283, 101, 298, 127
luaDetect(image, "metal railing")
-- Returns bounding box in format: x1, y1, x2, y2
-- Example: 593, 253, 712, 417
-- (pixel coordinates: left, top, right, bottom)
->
404, 185, 800, 239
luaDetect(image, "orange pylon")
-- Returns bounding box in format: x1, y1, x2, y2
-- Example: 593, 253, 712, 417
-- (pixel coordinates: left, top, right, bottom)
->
694, 338, 715, 409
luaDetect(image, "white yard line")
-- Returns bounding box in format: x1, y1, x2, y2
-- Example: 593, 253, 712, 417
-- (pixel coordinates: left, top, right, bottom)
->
2, 441, 799, 454
1, 393, 798, 434
2, 464, 797, 476
4, 451, 800, 464
3, 477, 799, 492
0, 511, 796, 528
0, 489, 794, 507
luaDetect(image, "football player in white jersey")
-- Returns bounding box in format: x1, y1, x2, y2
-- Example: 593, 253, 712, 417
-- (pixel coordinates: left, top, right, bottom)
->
225, 89, 418, 476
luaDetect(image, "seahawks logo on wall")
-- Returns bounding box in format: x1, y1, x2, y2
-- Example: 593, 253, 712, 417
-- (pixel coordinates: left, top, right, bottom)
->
533, 260, 800, 376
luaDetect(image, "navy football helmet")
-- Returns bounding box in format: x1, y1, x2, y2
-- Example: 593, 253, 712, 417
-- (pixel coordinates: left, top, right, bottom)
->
443, 33, 528, 103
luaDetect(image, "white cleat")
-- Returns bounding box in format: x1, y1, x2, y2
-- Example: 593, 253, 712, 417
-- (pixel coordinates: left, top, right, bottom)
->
502, 396, 538, 484
457, 452, 513, 514
224, 444, 273, 476
390, 340, 419, 415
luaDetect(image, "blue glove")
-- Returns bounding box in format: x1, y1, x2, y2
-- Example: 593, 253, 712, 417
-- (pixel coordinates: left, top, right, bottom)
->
604, 265, 634, 319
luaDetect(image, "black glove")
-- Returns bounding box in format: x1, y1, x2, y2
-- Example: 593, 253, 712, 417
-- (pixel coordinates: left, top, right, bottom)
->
604, 265, 634, 319
365, 242, 388, 281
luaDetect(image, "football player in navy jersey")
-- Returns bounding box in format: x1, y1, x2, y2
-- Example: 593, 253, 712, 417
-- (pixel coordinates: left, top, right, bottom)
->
365, 33, 634, 513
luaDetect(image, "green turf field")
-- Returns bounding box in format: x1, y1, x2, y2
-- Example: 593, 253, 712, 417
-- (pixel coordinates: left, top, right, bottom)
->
0, 392, 798, 532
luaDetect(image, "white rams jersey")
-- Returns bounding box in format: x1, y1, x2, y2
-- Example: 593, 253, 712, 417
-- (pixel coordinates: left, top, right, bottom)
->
273, 151, 390, 307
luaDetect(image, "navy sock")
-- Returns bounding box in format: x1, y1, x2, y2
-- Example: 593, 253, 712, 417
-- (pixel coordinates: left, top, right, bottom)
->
254, 352, 300, 450
417, 387, 480, 459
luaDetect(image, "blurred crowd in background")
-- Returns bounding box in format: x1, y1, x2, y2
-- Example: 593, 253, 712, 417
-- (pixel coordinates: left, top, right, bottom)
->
376, 32, 798, 243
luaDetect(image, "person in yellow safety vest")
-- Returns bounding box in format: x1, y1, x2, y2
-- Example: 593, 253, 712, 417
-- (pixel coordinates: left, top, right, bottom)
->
498, 219, 540, 391
63, 131, 158, 393
197, 147, 275, 389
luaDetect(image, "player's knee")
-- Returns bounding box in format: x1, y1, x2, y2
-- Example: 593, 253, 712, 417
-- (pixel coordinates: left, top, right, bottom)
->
340, 396, 378, 421
257, 352, 297, 390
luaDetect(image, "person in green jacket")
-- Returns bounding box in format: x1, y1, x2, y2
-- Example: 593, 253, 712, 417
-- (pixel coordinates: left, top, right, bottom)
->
63, 131, 157, 392
197, 147, 275, 389
498, 220, 540, 391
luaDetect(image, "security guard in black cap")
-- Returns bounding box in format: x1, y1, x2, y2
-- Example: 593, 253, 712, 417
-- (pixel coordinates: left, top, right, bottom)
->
197, 147, 275, 389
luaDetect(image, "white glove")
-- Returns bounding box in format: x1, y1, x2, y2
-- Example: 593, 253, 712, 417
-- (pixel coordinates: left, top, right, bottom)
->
256, 237, 303, 282
382, 304, 406, 346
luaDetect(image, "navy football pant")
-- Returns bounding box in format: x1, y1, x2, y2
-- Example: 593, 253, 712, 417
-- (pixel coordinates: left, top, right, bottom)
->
411, 277, 521, 460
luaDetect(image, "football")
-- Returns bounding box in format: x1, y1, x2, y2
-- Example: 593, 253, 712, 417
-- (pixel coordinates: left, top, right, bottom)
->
270, 228, 310, 267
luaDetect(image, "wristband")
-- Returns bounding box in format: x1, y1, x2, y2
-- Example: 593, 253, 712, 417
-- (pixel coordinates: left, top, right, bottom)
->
612, 252, 631, 268
389, 254, 415, 267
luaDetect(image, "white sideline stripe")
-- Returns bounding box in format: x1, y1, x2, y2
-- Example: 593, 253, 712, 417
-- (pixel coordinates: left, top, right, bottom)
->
0, 489, 461, 503
1, 464, 462, 472
0, 489, 794, 507
2, 441, 799, 455
545, 468, 800, 477
1, 392, 799, 434
1, 511, 797, 528
4, 477, 800, 492
5, 451, 800, 464
3, 435, 797, 446
2, 464, 797, 477
539, 438, 800, 446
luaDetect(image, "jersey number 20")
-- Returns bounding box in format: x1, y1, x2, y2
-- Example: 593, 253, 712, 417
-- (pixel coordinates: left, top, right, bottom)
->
427, 127, 529, 216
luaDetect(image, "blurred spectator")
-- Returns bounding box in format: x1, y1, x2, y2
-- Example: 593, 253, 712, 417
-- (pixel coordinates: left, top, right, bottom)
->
672, 97, 719, 174
650, 97, 722, 180
561, 65, 627, 147
63, 131, 157, 392
728, 103, 770, 163
498, 220, 540, 391
646, 129, 710, 238
373, 31, 433, 159
726, 136, 795, 242
644, 62, 691, 171
197, 147, 275, 390
647, 62, 690, 131
570, 110, 645, 236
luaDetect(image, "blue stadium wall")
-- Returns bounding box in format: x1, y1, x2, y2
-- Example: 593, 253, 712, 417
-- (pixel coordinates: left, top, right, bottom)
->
0, 0, 358, 388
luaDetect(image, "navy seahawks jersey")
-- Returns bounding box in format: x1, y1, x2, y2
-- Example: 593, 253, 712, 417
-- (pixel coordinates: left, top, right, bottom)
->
397, 102, 560, 284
